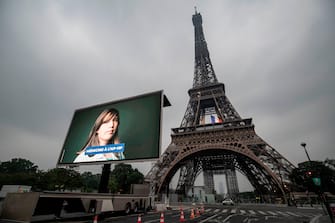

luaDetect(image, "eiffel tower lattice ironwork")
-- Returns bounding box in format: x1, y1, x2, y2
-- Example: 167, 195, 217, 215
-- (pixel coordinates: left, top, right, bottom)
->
146, 10, 295, 202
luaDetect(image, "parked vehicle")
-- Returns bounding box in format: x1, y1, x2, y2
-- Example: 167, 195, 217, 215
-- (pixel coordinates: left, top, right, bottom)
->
0, 184, 151, 222
222, 198, 234, 206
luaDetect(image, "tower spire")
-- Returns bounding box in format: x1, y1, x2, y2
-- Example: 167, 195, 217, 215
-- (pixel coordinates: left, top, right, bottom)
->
180, 12, 239, 128
192, 11, 218, 88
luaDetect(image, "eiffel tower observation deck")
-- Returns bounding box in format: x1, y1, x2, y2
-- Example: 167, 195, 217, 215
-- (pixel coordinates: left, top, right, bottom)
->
146, 10, 295, 203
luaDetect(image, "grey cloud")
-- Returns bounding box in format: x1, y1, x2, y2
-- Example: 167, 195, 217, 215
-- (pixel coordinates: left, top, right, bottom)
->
0, 0, 334, 188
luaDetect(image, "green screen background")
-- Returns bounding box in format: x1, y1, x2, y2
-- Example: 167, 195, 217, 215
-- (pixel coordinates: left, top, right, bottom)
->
58, 91, 162, 164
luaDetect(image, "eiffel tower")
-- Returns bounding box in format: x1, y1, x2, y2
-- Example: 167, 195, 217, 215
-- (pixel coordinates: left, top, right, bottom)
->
147, 10, 295, 202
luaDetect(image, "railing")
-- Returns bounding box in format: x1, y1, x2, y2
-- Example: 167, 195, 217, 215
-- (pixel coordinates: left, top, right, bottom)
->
172, 118, 253, 134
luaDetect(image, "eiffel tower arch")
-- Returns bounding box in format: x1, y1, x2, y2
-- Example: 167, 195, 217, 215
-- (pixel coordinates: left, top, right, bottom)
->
147, 10, 295, 203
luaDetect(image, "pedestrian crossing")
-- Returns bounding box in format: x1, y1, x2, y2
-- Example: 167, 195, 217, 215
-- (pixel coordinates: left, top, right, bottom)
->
189, 207, 318, 218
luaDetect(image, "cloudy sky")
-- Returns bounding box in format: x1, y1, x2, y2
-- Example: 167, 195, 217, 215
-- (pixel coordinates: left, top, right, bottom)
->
1, 1, 334, 191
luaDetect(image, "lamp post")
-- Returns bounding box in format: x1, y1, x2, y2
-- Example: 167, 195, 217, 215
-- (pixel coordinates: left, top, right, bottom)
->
300, 143, 334, 222
300, 142, 312, 162
301, 142, 313, 207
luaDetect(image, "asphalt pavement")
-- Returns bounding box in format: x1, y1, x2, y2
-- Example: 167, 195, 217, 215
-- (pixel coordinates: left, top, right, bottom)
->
310, 214, 333, 223
0, 202, 332, 223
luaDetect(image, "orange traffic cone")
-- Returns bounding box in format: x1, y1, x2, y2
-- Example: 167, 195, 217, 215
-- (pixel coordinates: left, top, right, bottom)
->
137, 214, 142, 223
179, 208, 186, 222
160, 212, 165, 223
201, 205, 205, 214
93, 214, 98, 223
196, 207, 201, 216
190, 208, 195, 219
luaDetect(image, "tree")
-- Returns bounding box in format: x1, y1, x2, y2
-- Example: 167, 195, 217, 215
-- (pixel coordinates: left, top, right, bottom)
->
0, 158, 39, 188
0, 158, 38, 173
290, 161, 335, 194
109, 163, 144, 194
0, 158, 103, 193
81, 172, 100, 192
41, 168, 82, 191
108, 175, 118, 193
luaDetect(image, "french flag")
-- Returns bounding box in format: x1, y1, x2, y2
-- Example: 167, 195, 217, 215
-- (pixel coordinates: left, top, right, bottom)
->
210, 115, 216, 123
210, 115, 223, 124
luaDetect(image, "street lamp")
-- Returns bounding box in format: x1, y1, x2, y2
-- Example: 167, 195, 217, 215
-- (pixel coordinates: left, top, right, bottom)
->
300, 142, 312, 162
300, 143, 335, 223
300, 142, 313, 207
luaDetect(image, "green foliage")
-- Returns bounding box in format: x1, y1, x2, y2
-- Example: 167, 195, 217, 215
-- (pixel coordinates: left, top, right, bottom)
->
290, 161, 335, 194
0, 158, 99, 192
42, 168, 82, 191
0, 158, 39, 190
0, 172, 39, 187
109, 163, 144, 194
0, 158, 144, 194
0, 158, 38, 173
81, 172, 100, 192
108, 175, 119, 193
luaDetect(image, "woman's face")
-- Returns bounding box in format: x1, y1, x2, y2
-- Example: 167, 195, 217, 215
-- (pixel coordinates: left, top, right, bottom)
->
96, 116, 119, 145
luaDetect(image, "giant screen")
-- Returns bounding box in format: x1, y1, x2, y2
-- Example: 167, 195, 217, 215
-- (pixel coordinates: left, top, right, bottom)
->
58, 91, 163, 165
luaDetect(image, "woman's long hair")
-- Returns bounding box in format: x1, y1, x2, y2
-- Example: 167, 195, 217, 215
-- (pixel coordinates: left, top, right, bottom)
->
79, 108, 120, 153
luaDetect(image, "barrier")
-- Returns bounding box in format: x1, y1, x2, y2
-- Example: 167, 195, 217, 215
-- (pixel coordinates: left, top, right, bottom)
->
137, 214, 142, 223
93, 214, 98, 223
160, 212, 165, 223
201, 205, 205, 214
190, 208, 195, 219
196, 207, 201, 216
179, 208, 185, 222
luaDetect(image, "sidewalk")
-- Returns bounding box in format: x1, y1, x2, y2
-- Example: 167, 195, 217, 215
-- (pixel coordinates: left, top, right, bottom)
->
310, 214, 333, 223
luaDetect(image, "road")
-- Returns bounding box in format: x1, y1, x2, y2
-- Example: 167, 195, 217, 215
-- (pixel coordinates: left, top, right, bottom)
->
73, 203, 324, 223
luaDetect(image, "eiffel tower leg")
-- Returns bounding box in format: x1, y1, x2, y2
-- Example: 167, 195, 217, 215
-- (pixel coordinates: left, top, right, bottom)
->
175, 163, 190, 196
165, 183, 170, 207
226, 169, 239, 199
175, 159, 201, 197
203, 170, 215, 194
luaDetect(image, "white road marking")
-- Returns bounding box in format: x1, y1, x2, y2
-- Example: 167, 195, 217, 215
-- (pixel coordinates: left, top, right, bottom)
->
199, 214, 219, 223
286, 211, 301, 217
257, 210, 267, 215
240, 209, 246, 214
248, 210, 256, 215
222, 214, 239, 223
276, 211, 289, 216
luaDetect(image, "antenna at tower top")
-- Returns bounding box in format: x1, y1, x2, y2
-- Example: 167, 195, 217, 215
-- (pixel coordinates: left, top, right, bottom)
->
194, 6, 197, 14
